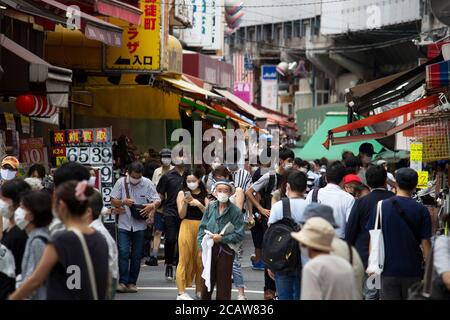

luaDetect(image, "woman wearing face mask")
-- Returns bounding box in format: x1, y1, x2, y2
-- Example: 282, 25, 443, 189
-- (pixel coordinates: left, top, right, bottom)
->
197, 180, 245, 300
16, 191, 53, 300
175, 168, 209, 300
0, 156, 20, 184
0, 179, 32, 283
10, 180, 109, 300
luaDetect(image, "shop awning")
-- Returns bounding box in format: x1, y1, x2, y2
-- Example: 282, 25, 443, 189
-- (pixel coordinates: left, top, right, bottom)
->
212, 104, 265, 132
0, 33, 72, 107
93, 0, 142, 25
35, 0, 123, 47
346, 55, 443, 115
160, 76, 223, 100
324, 95, 438, 148
295, 113, 383, 161
214, 89, 267, 120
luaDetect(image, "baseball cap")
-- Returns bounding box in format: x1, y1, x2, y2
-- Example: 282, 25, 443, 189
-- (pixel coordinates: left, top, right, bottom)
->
1, 156, 19, 170
299, 203, 338, 228
291, 217, 335, 252
343, 174, 362, 185
159, 148, 172, 158
359, 143, 376, 156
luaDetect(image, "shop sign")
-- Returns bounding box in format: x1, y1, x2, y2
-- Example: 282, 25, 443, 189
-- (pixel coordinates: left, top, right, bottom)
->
417, 171, 428, 189
4, 113, 15, 131
20, 138, 46, 166
261, 65, 278, 110
173, 0, 193, 27
410, 142, 423, 172
20, 116, 30, 134
105, 1, 162, 72
50, 127, 115, 223
234, 82, 253, 104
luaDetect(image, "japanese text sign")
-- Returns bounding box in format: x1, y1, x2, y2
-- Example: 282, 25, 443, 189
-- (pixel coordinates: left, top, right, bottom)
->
105, 0, 162, 72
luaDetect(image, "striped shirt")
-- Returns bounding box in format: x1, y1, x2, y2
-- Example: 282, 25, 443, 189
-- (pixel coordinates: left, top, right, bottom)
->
230, 169, 253, 191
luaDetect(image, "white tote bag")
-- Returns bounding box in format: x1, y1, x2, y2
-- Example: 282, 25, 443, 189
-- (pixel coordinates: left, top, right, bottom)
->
367, 200, 385, 275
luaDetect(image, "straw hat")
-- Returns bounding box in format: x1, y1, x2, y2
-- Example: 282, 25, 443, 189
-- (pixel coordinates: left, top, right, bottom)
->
291, 217, 335, 252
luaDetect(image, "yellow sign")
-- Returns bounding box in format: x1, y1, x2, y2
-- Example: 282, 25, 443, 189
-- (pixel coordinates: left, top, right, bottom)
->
417, 171, 428, 189
410, 143, 423, 162
56, 156, 68, 167
105, 0, 162, 72
4, 112, 15, 131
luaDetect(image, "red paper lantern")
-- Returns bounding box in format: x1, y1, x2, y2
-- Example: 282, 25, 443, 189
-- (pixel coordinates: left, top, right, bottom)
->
15, 95, 57, 117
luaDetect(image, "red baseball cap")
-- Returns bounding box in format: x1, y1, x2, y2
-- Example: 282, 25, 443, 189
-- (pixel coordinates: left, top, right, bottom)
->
343, 174, 362, 185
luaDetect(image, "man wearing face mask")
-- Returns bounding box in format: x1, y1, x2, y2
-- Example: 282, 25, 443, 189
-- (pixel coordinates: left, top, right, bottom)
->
157, 154, 187, 281
357, 143, 377, 185
145, 149, 174, 267
111, 161, 161, 293
1, 156, 20, 184
245, 147, 295, 300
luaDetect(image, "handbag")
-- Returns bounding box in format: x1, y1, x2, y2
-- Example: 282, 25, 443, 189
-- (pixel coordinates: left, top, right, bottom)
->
123, 178, 146, 221
367, 200, 385, 275
69, 228, 98, 300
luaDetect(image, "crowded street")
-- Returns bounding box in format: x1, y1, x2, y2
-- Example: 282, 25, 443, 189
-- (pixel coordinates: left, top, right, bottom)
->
0, 0, 450, 309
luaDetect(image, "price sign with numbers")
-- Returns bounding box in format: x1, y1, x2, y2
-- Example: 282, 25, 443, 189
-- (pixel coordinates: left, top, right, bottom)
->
417, 171, 429, 189
410, 143, 423, 162
50, 127, 116, 225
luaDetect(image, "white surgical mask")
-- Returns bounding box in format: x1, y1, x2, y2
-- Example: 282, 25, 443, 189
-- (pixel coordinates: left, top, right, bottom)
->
129, 177, 141, 185
211, 162, 221, 170
0, 199, 12, 219
14, 207, 29, 230
161, 158, 172, 166
187, 182, 199, 191
216, 192, 229, 203
284, 163, 293, 170
88, 176, 96, 187
1, 169, 16, 181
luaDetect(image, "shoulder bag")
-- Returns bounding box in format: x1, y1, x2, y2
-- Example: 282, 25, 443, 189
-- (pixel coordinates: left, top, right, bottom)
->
366, 200, 385, 275
123, 177, 146, 221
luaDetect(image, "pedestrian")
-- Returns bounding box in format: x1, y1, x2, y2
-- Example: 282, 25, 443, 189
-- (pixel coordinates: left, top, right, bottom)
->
245, 147, 295, 299
145, 149, 174, 267
205, 157, 224, 193
1, 156, 20, 183
267, 171, 309, 300
344, 155, 362, 175
357, 143, 376, 184
9, 180, 109, 300
345, 165, 395, 300
86, 190, 119, 300
434, 232, 450, 294
27, 164, 46, 180
305, 161, 355, 239
16, 191, 53, 300
367, 168, 432, 300
175, 168, 208, 300
50, 162, 91, 236
377, 160, 398, 192
0, 179, 32, 283
317, 165, 327, 188
342, 151, 355, 161
343, 174, 363, 198
156, 154, 186, 280
111, 161, 160, 293
300, 203, 365, 299
292, 217, 356, 300
197, 179, 245, 300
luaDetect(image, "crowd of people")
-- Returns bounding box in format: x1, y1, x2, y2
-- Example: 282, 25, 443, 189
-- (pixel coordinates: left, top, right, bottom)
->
0, 141, 449, 300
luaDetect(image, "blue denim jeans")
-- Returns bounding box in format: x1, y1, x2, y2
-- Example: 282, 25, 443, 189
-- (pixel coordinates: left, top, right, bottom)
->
275, 270, 301, 300
118, 228, 145, 285
232, 245, 245, 289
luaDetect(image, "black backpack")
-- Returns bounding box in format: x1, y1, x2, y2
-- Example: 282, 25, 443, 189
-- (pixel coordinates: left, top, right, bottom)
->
262, 198, 301, 273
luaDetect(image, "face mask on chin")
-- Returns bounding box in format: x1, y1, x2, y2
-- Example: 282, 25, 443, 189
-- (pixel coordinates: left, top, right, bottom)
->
1, 169, 17, 181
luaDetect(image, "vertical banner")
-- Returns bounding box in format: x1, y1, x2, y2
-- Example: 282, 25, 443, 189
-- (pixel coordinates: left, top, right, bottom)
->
261, 65, 278, 110
410, 142, 423, 172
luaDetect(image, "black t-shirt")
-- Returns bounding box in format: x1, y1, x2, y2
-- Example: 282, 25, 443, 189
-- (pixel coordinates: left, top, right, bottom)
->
157, 169, 184, 217
1, 225, 27, 275
185, 191, 206, 221
46, 230, 109, 300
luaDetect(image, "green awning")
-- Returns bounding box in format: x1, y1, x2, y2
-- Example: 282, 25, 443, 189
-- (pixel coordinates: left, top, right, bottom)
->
294, 113, 383, 161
